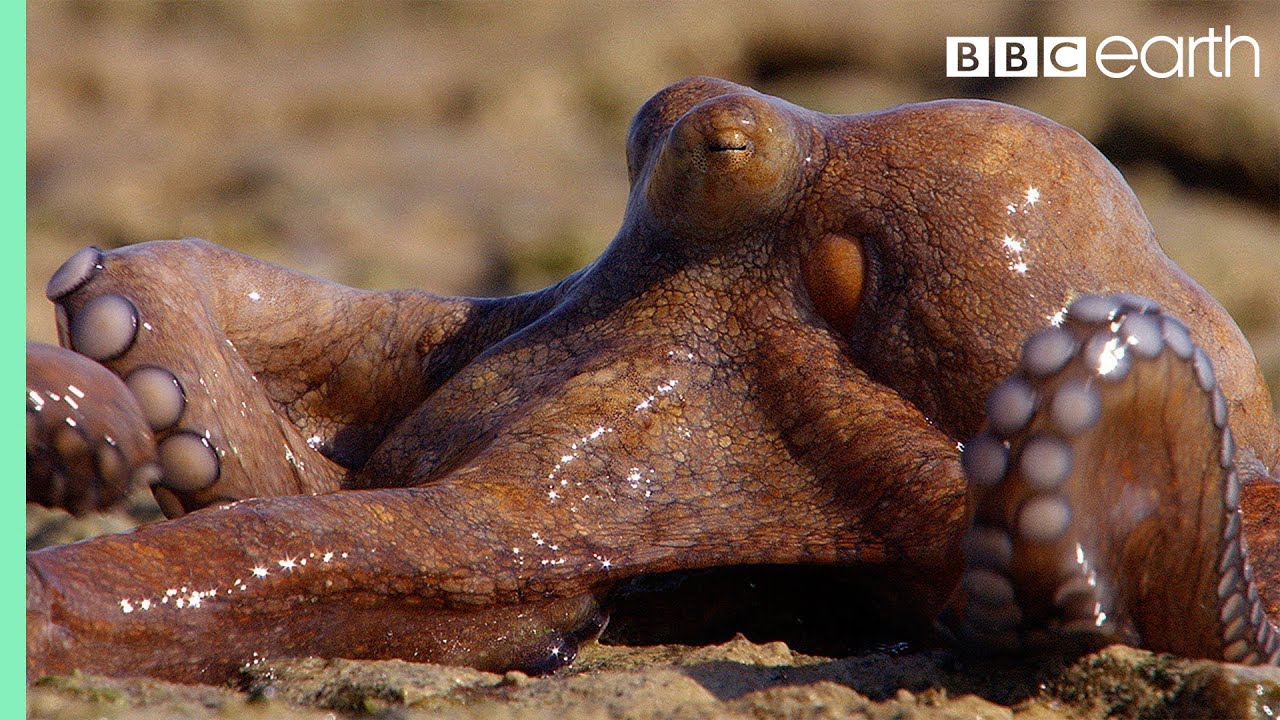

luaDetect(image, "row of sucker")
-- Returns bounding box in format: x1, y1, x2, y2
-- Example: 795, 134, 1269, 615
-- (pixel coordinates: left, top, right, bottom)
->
47, 247, 221, 515
958, 292, 1279, 665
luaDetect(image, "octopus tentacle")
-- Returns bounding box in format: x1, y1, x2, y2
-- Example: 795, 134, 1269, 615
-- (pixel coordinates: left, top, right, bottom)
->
26, 297, 972, 683
49, 240, 341, 513
43, 239, 581, 515
26, 484, 617, 683
31, 434, 870, 686
958, 293, 1279, 665
27, 342, 159, 514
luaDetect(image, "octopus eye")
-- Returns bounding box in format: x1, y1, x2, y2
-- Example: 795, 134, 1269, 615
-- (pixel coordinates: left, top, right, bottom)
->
645, 92, 805, 236
705, 128, 751, 154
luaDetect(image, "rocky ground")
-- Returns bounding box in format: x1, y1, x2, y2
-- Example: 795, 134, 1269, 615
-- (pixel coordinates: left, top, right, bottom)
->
26, 638, 1280, 720
26, 1, 1279, 717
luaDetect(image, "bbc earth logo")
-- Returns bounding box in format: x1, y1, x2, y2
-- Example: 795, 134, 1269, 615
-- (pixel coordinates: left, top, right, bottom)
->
947, 27, 1261, 78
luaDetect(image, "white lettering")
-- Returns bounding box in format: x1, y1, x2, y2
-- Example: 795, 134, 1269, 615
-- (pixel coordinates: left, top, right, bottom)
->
947, 30, 1261, 79
1140, 35, 1184, 78
1225, 25, 1261, 78
1187, 27, 1220, 77
1096, 36, 1138, 78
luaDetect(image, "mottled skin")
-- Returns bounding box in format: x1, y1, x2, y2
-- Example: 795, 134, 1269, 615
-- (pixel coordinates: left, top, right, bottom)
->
26, 78, 1280, 683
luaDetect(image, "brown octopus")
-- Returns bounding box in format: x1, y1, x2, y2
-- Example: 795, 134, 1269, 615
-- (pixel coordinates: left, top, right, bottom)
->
26, 77, 1280, 684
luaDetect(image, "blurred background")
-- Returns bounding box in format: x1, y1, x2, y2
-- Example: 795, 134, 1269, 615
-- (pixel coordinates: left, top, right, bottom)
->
26, 1, 1279, 540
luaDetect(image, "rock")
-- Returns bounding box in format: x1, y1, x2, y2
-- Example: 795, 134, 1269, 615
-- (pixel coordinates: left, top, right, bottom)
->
28, 641, 1280, 719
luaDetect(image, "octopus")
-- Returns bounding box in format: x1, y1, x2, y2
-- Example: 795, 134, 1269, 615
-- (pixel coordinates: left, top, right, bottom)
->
26, 77, 1280, 685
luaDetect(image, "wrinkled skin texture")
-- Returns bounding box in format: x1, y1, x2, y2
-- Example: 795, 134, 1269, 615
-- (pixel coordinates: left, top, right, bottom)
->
26, 77, 1280, 683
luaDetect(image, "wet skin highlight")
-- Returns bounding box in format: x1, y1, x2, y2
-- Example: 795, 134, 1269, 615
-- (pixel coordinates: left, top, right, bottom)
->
26, 77, 1280, 683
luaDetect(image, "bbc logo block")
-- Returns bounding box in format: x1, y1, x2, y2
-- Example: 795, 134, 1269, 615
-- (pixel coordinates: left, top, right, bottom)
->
947, 37, 1086, 78
946, 29, 1261, 79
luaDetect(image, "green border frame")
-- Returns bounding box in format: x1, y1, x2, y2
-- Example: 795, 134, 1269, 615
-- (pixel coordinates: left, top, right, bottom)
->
9, 1, 26, 704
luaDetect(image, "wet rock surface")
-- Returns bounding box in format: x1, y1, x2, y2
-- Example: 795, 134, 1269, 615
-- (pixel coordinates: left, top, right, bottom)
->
26, 639, 1280, 719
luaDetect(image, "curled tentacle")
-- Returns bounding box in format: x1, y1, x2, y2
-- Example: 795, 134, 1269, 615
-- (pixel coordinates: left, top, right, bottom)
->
958, 293, 1279, 665
46, 242, 342, 514
39, 240, 581, 515
27, 341, 159, 514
